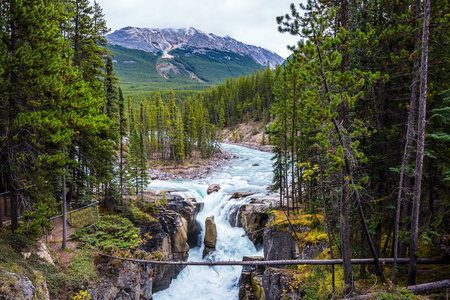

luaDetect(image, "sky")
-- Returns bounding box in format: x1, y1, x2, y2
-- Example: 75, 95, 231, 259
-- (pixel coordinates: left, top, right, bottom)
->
92, 0, 306, 59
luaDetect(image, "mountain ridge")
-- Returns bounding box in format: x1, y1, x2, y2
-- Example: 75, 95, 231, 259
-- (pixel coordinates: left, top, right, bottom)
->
106, 26, 284, 68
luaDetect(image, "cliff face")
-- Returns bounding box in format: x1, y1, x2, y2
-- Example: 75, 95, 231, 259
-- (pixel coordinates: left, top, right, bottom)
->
106, 27, 284, 68
238, 209, 329, 300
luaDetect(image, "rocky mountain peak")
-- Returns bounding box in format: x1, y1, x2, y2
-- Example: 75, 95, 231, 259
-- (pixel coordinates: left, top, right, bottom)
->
106, 27, 284, 68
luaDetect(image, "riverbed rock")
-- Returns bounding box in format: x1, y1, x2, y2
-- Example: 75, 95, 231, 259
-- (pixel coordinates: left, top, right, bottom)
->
237, 204, 269, 245
229, 196, 278, 246
230, 191, 257, 199
167, 196, 203, 247
203, 216, 217, 257
207, 184, 221, 195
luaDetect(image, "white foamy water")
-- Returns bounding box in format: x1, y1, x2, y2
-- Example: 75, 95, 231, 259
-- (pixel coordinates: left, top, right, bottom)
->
151, 144, 274, 300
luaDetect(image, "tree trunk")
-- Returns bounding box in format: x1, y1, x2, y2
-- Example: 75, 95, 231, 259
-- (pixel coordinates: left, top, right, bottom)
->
120, 132, 124, 206
392, 0, 421, 282
318, 148, 336, 296
291, 74, 297, 214
340, 0, 354, 294
408, 0, 430, 286
61, 173, 67, 250
8, 9, 19, 232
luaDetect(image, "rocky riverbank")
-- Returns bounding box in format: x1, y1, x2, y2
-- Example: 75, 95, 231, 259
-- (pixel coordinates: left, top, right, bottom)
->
147, 151, 233, 180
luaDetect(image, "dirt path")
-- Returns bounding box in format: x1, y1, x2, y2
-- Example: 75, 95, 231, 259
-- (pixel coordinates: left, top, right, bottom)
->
41, 216, 78, 243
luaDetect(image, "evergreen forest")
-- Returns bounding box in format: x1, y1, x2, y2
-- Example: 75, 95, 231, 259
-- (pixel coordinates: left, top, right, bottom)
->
0, 0, 449, 299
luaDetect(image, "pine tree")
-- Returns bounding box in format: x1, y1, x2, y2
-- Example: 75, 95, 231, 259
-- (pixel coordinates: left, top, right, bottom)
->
174, 113, 185, 165
118, 87, 127, 204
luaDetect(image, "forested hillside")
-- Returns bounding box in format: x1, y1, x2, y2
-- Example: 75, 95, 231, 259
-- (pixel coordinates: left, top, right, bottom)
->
0, 0, 219, 235
108, 44, 262, 96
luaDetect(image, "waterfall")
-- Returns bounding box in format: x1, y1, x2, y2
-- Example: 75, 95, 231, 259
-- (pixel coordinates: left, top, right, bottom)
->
152, 144, 273, 300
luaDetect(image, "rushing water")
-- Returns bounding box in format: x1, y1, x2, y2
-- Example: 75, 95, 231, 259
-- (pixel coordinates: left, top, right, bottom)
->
151, 144, 274, 300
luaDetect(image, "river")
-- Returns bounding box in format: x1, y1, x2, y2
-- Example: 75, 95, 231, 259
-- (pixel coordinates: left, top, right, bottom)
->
150, 143, 274, 300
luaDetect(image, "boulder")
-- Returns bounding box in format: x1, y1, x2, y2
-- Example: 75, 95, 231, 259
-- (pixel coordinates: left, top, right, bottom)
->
301, 241, 328, 260
0, 270, 50, 300
171, 215, 189, 260
0, 270, 35, 300
207, 184, 221, 195
230, 191, 257, 199
203, 216, 217, 257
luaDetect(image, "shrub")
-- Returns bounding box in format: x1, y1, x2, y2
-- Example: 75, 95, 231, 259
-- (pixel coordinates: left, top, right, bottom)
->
72, 215, 139, 250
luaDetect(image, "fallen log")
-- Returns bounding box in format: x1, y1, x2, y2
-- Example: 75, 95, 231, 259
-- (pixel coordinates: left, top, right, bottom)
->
407, 279, 450, 293
339, 279, 450, 300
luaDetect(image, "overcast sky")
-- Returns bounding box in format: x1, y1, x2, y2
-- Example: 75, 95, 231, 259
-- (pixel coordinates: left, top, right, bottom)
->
93, 0, 306, 59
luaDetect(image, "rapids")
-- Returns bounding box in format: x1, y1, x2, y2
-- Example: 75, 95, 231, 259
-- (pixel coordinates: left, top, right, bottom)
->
152, 144, 274, 300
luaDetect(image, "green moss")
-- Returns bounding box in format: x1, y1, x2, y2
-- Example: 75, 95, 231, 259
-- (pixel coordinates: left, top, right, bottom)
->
250, 274, 266, 300
268, 209, 324, 230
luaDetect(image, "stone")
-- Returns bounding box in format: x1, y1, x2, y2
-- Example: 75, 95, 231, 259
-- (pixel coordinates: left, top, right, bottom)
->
0, 270, 36, 300
238, 257, 265, 300
90, 260, 153, 300
301, 241, 328, 260
207, 184, 221, 195
238, 204, 270, 245
171, 215, 189, 259
203, 216, 217, 257
229, 197, 277, 246
263, 268, 303, 300
32, 271, 50, 300
167, 196, 203, 248
230, 191, 257, 199
22, 243, 54, 266
263, 226, 298, 261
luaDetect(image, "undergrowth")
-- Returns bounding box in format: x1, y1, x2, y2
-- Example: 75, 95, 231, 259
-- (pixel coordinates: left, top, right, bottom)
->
0, 232, 98, 298
71, 215, 139, 250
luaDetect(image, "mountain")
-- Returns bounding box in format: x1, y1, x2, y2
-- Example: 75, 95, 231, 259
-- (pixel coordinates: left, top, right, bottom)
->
106, 27, 285, 94
107, 27, 284, 66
